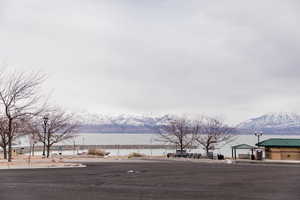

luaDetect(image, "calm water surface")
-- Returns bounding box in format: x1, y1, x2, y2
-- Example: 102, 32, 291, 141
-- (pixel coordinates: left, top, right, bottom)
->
20, 133, 300, 157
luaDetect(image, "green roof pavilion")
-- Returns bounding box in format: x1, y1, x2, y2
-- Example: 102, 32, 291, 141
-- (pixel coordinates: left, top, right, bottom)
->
257, 138, 300, 147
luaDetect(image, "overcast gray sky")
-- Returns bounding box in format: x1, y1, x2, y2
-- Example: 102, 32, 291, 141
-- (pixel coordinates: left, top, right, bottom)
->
0, 0, 300, 124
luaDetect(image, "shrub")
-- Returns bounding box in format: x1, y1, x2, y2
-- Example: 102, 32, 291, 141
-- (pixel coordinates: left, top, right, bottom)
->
88, 149, 109, 157
128, 152, 145, 158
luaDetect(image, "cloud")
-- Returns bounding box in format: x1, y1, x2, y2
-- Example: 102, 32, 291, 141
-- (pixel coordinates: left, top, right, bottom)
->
0, 0, 299, 124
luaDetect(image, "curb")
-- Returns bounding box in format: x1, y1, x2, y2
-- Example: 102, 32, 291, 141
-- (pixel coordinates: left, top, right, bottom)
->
0, 163, 86, 170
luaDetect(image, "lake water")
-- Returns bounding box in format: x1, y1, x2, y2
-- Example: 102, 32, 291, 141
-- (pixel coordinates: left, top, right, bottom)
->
19, 133, 300, 157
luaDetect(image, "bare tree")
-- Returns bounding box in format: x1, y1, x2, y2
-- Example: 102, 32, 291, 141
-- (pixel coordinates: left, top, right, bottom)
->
0, 117, 9, 159
21, 118, 40, 157
195, 117, 236, 156
0, 116, 34, 159
0, 71, 45, 161
158, 117, 199, 152
35, 108, 79, 158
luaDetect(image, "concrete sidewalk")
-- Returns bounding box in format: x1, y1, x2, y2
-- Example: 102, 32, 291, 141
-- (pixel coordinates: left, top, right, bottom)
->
234, 159, 300, 165
137, 157, 300, 166
0, 159, 86, 170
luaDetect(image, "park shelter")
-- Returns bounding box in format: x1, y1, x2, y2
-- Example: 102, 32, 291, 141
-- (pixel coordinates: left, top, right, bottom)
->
231, 144, 256, 160
257, 138, 300, 160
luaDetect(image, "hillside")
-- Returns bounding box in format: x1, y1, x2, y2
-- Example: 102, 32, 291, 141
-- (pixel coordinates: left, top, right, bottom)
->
77, 112, 300, 134
237, 112, 300, 134
77, 113, 172, 133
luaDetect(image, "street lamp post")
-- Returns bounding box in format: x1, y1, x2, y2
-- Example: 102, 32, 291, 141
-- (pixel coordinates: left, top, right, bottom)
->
255, 131, 263, 146
42, 115, 49, 157
255, 131, 264, 160
32, 141, 37, 156
150, 137, 154, 156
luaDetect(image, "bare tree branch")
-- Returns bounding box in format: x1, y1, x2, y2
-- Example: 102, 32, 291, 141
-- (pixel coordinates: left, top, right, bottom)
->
158, 116, 199, 152
195, 117, 236, 156
0, 70, 46, 161
32, 107, 79, 158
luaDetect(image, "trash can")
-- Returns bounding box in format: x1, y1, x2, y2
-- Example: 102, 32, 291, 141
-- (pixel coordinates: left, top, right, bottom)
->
207, 152, 214, 159
256, 150, 263, 160
217, 154, 224, 160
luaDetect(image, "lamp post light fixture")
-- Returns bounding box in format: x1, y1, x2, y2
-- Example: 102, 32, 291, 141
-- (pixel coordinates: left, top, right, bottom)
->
255, 131, 263, 146
42, 115, 49, 157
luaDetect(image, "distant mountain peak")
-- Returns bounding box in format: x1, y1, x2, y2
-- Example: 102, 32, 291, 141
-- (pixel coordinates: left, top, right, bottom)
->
238, 112, 300, 134
77, 112, 173, 133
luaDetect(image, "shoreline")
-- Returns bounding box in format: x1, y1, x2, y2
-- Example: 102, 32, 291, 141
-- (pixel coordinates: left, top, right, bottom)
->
0, 155, 300, 170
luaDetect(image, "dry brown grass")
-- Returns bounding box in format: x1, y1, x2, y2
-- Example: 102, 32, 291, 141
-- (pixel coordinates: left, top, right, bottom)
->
87, 149, 109, 157
128, 152, 145, 158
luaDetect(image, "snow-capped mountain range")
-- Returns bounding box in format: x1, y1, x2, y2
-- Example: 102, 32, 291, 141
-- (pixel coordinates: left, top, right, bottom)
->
77, 112, 300, 134
77, 113, 172, 133
237, 112, 300, 134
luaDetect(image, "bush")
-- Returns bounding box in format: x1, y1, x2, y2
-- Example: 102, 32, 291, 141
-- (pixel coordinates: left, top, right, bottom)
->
88, 149, 109, 157
128, 152, 145, 158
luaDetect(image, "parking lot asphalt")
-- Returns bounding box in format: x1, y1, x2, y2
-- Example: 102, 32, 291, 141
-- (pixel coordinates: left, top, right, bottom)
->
0, 160, 299, 200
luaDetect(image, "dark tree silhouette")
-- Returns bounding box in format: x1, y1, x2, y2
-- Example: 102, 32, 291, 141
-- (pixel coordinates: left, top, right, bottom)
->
158, 117, 199, 152
0, 71, 45, 161
195, 117, 236, 156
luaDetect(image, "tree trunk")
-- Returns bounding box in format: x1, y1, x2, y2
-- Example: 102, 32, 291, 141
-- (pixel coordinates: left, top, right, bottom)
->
32, 143, 35, 156
46, 145, 50, 158
179, 137, 184, 152
42, 143, 46, 157
8, 137, 12, 162
3, 145, 7, 160
206, 143, 210, 157
29, 143, 32, 158
7, 118, 12, 162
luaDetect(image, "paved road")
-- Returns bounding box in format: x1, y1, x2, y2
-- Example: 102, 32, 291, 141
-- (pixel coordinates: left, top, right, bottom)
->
0, 161, 299, 200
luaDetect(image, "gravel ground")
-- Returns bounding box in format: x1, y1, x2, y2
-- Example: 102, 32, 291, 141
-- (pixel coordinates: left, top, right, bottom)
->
0, 160, 299, 200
